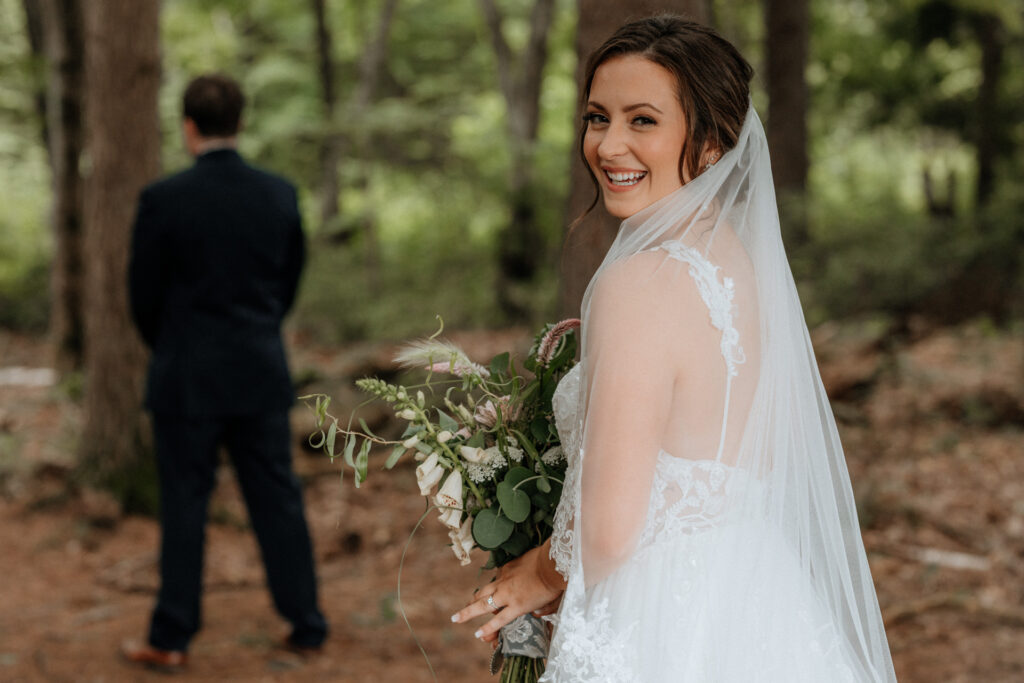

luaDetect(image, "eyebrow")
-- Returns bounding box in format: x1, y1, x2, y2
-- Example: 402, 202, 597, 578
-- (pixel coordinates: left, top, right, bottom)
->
586, 100, 664, 115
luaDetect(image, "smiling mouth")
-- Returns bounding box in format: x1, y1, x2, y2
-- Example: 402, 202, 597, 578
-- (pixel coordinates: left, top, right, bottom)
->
604, 170, 647, 187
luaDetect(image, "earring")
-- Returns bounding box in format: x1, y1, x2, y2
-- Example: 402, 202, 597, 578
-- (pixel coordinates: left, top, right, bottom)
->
704, 152, 720, 171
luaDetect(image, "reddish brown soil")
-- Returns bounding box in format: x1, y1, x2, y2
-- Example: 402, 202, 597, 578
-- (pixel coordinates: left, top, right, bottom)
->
0, 321, 1022, 682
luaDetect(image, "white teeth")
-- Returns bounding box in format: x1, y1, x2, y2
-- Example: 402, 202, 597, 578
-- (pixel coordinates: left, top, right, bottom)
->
605, 170, 646, 186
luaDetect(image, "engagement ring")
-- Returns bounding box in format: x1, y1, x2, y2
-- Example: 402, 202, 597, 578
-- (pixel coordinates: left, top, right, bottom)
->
486, 595, 498, 611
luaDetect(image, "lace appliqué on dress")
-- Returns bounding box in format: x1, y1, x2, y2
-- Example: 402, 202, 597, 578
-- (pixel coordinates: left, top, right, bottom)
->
657, 241, 745, 377
549, 365, 582, 578
638, 455, 742, 549
541, 598, 637, 683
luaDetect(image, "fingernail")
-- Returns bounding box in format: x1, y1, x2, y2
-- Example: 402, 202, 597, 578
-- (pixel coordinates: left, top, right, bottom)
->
474, 629, 483, 639
450, 614, 460, 623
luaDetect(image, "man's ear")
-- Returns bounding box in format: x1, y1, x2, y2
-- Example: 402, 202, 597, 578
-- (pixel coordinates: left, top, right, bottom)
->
183, 117, 201, 156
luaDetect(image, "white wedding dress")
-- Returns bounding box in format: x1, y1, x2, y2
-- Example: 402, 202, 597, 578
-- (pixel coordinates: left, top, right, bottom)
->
539, 107, 895, 682
545, 254, 857, 682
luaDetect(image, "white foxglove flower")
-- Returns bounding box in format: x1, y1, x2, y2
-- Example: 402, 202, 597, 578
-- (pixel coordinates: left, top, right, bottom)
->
398, 408, 417, 420
449, 517, 474, 566
437, 430, 453, 443
460, 445, 487, 464
402, 435, 420, 449
415, 453, 443, 496
435, 470, 463, 529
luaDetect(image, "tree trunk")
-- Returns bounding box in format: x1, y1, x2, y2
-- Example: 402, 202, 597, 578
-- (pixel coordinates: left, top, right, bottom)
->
972, 12, 1003, 209
351, 0, 400, 290
310, 0, 344, 237
20, 0, 49, 154
79, 0, 161, 497
764, 0, 809, 247
559, 0, 710, 318
478, 0, 558, 319
35, 0, 86, 373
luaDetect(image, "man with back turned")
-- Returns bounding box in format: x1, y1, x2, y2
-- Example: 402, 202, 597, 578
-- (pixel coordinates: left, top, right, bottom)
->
123, 74, 327, 671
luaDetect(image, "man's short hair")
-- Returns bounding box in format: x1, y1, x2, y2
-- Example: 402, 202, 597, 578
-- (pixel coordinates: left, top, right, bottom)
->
182, 74, 245, 137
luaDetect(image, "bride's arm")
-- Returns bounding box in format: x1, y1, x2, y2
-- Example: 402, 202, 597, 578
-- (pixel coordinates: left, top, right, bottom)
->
577, 254, 680, 584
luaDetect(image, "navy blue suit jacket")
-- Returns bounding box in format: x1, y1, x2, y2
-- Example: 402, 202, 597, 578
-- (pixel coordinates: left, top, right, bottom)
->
128, 149, 305, 416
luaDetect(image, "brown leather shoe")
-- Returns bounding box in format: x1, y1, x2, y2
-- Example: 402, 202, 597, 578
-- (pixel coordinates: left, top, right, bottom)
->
280, 636, 323, 657
120, 639, 187, 672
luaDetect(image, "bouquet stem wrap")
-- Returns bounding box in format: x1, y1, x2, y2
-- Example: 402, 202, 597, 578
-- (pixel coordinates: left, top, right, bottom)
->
490, 614, 550, 681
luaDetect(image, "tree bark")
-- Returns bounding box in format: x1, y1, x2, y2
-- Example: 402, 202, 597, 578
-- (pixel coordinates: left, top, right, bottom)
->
79, 0, 161, 491
972, 12, 1003, 209
764, 0, 809, 247
35, 0, 86, 373
559, 0, 710, 318
310, 0, 344, 237
351, 0, 400, 289
478, 0, 558, 319
20, 0, 49, 154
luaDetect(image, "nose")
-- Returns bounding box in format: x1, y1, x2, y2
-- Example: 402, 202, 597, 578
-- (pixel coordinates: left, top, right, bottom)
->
596, 120, 629, 160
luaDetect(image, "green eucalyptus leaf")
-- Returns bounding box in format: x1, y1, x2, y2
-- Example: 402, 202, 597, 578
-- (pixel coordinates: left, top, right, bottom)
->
466, 431, 485, 448
504, 466, 534, 488
472, 508, 514, 549
496, 481, 531, 523
500, 531, 530, 558
531, 490, 554, 510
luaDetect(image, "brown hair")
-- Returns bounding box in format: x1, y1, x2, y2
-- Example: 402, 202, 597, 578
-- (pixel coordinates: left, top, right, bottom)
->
183, 74, 245, 137
578, 15, 753, 215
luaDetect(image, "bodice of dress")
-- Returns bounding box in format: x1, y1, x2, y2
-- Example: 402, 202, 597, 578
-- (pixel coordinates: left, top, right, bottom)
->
549, 241, 751, 575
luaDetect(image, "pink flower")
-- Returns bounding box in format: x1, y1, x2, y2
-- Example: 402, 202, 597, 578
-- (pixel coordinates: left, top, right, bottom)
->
536, 318, 581, 367
473, 396, 521, 428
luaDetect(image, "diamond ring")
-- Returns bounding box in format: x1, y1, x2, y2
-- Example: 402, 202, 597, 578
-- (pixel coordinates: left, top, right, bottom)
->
486, 595, 498, 611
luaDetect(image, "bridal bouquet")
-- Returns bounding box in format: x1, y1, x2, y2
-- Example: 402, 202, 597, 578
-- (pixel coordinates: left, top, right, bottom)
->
303, 319, 580, 683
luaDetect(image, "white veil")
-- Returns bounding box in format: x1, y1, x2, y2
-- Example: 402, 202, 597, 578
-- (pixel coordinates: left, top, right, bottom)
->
546, 105, 896, 681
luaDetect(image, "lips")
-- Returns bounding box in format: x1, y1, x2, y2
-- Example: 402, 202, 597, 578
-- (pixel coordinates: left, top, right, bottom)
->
603, 169, 647, 187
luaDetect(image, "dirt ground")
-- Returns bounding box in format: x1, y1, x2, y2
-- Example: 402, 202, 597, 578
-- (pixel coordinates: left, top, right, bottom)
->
0, 321, 1022, 682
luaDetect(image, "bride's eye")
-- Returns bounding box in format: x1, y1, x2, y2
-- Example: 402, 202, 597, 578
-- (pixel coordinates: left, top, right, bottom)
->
631, 115, 656, 127
583, 112, 609, 126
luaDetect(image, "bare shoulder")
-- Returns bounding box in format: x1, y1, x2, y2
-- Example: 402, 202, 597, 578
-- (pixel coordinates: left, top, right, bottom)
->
591, 249, 705, 315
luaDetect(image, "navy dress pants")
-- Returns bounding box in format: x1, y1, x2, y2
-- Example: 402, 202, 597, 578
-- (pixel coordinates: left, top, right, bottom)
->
148, 411, 327, 651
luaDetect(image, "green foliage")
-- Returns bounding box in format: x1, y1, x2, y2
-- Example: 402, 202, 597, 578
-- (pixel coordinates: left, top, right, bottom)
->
1, 0, 1023, 336
0, 0, 50, 332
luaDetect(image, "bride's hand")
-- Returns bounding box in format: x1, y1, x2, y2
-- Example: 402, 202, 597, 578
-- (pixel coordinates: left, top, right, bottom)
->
451, 541, 566, 642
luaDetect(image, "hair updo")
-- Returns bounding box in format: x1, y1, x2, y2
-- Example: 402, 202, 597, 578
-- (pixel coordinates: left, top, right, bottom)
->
579, 15, 753, 205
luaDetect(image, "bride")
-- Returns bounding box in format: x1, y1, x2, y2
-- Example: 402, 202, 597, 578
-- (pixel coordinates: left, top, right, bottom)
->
452, 15, 896, 682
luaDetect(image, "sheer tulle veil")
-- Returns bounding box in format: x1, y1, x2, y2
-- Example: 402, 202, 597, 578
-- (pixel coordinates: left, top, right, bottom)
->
546, 105, 897, 681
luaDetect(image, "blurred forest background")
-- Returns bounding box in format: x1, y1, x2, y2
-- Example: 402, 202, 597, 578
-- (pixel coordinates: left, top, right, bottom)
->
0, 0, 1023, 681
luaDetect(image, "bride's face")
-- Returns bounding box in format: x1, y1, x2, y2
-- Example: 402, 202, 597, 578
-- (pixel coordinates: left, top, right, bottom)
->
583, 55, 688, 219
